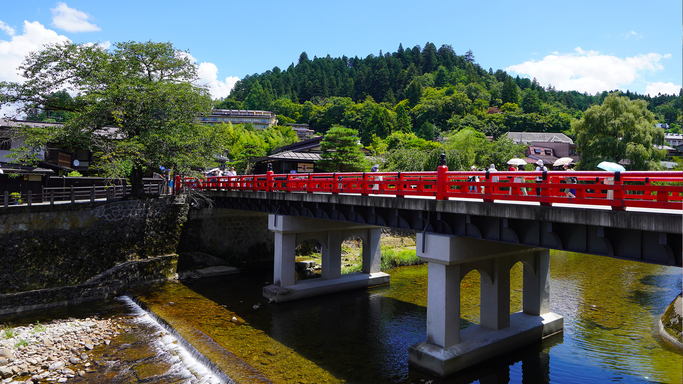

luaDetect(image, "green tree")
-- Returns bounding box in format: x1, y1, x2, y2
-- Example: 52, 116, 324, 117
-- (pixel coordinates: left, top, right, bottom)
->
316, 126, 366, 172
443, 127, 487, 166
501, 76, 519, 105
394, 101, 413, 133
574, 92, 665, 170
1, 41, 223, 196
521, 89, 541, 113
417, 122, 436, 141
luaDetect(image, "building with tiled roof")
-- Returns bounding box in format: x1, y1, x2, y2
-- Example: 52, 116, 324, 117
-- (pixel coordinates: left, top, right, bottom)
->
505, 132, 574, 144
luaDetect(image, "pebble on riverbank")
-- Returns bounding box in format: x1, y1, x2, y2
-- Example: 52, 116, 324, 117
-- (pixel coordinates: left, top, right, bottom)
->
0, 317, 120, 383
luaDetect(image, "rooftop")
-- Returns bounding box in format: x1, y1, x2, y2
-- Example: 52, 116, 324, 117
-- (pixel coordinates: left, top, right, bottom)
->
506, 132, 574, 144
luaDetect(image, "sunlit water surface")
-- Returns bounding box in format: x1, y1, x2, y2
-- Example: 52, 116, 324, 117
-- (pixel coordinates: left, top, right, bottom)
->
131, 250, 681, 384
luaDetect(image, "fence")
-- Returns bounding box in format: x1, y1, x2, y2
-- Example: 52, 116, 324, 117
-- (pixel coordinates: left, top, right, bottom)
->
2, 180, 165, 208
178, 169, 683, 211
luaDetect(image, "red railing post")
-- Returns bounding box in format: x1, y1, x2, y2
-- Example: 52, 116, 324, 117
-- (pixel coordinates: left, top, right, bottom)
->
436, 153, 448, 200
611, 171, 626, 211
332, 173, 340, 194
397, 172, 405, 198
266, 171, 273, 192
540, 170, 552, 206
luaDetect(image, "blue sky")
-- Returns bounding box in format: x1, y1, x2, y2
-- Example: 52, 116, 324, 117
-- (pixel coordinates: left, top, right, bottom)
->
1, 1, 681, 103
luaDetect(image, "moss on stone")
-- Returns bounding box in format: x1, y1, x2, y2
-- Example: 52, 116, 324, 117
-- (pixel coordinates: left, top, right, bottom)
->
661, 294, 682, 346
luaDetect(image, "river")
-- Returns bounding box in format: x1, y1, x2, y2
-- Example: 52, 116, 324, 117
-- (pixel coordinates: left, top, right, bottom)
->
2, 250, 680, 383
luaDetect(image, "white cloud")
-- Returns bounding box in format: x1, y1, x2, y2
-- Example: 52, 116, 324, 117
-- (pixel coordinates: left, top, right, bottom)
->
622, 30, 641, 39
196, 62, 240, 99
0, 21, 70, 83
645, 82, 681, 96
0, 21, 15, 36
506, 47, 671, 94
0, 21, 70, 117
51, 2, 100, 33
181, 53, 239, 99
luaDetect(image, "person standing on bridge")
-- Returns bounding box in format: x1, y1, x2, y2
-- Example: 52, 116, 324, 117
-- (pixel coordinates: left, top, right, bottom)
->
371, 164, 382, 191
563, 163, 576, 198
468, 165, 479, 193
535, 160, 547, 195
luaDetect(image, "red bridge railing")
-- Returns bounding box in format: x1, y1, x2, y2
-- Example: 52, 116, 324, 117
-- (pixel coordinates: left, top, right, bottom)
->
177, 169, 683, 211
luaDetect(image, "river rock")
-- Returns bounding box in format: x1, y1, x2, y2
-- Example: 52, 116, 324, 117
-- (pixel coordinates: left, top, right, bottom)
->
0, 366, 12, 378
48, 361, 64, 371
0, 348, 12, 360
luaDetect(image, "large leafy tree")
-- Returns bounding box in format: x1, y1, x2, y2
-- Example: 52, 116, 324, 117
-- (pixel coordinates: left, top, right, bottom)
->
574, 92, 665, 170
316, 126, 365, 172
0, 41, 225, 196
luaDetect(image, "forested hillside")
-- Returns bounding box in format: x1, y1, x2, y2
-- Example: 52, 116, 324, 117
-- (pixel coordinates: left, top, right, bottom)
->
216, 42, 682, 144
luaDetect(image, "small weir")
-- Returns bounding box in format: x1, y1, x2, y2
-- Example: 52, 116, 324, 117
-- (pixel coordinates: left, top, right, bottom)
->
117, 295, 229, 384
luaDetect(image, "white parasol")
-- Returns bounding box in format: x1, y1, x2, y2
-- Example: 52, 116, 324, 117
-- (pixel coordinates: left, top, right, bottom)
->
553, 157, 574, 167
507, 158, 527, 165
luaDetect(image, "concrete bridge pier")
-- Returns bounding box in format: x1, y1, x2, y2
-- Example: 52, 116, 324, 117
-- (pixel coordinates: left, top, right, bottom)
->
409, 234, 563, 377
263, 215, 389, 303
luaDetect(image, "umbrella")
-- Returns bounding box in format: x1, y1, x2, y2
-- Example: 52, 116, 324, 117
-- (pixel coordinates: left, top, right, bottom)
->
507, 158, 527, 165
597, 161, 625, 172
553, 157, 574, 167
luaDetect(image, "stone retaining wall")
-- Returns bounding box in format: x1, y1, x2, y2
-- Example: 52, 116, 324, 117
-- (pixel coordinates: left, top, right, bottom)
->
179, 208, 274, 267
0, 196, 188, 294
0, 255, 178, 315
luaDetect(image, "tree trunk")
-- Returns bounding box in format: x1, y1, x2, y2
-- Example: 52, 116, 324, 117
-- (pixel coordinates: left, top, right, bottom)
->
130, 165, 145, 197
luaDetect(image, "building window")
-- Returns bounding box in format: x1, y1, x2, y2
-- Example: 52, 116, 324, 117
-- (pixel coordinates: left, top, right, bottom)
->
0, 138, 10, 151
534, 149, 541, 154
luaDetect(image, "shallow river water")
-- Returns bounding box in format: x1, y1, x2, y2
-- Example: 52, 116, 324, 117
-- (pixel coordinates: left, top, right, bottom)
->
2, 250, 681, 383
132, 250, 682, 384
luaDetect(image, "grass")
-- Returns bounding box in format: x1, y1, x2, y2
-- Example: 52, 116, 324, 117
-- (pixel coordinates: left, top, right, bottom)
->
14, 339, 28, 348
296, 235, 423, 275
380, 246, 423, 270
2, 324, 15, 339
32, 321, 47, 333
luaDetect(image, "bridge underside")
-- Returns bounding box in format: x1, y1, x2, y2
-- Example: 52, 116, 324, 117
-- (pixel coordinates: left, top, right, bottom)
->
211, 192, 682, 267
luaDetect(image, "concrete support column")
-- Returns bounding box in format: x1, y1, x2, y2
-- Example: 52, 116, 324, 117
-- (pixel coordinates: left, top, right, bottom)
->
265, 215, 389, 303
273, 232, 296, 287
411, 234, 562, 377
426, 262, 461, 347
362, 228, 382, 274
523, 250, 550, 316
322, 231, 342, 280
480, 257, 511, 330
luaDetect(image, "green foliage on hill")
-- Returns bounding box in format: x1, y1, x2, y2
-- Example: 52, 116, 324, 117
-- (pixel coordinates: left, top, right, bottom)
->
217, 42, 682, 144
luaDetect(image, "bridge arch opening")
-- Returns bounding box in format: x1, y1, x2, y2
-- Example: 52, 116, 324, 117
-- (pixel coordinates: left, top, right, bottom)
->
460, 269, 483, 327
510, 261, 524, 315
294, 238, 324, 281
340, 236, 363, 275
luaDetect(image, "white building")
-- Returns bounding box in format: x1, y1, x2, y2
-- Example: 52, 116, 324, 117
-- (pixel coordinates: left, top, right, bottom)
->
199, 109, 278, 130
